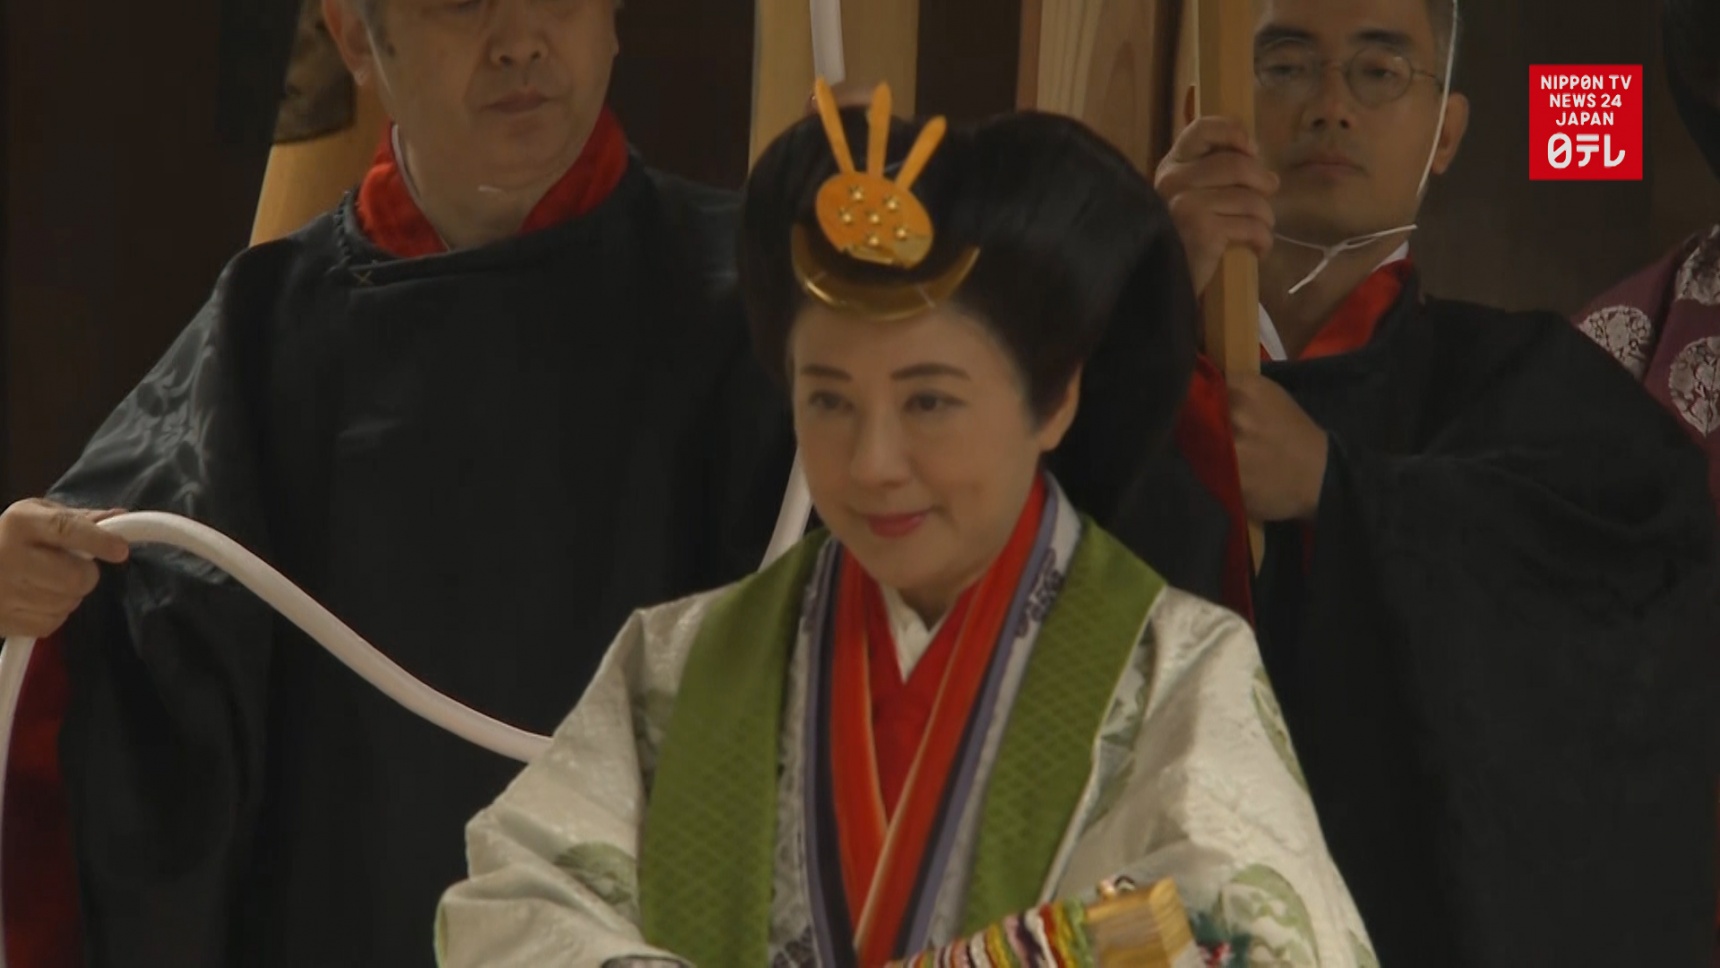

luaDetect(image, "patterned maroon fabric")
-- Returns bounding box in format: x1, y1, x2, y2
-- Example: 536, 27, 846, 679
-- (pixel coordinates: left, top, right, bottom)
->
1575, 224, 1720, 949
1575, 225, 1720, 511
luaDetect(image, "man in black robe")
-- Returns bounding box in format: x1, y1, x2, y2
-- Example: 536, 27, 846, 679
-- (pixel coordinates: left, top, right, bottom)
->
1138, 0, 1720, 965
1570, 1, 1720, 956
0, 1, 789, 965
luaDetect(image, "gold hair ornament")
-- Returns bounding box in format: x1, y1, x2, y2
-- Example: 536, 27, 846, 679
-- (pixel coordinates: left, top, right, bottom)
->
790, 78, 979, 320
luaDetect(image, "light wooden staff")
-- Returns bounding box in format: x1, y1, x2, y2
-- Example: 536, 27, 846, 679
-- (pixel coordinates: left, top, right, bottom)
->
251, 83, 384, 245
1018, 0, 1262, 567
1196, 0, 1265, 568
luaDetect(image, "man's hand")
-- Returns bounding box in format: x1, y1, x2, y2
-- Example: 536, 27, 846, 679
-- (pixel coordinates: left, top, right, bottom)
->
0, 499, 130, 638
1229, 374, 1329, 522
1154, 116, 1280, 297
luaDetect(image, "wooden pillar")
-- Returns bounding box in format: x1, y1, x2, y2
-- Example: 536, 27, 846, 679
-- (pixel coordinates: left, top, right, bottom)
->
251, 84, 385, 245
841, 0, 921, 112
1016, 0, 1180, 173
750, 2, 814, 164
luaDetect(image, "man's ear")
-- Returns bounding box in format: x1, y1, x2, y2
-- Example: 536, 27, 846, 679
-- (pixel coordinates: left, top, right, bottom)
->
323, 0, 381, 87
1429, 91, 1470, 175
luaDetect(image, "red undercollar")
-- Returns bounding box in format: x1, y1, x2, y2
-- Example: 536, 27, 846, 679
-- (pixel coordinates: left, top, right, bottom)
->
1281, 259, 1415, 361
354, 107, 631, 259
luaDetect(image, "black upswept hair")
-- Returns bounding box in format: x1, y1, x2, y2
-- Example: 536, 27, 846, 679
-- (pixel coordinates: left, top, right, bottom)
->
738, 108, 1199, 485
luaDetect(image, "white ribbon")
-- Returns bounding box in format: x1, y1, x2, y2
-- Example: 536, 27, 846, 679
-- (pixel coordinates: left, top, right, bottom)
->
0, 512, 555, 967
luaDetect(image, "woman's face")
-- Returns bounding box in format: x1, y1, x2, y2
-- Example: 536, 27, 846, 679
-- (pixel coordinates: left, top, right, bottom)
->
789, 303, 1078, 616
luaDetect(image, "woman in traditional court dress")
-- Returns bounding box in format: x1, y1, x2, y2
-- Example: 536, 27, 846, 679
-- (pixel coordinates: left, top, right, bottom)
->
435, 86, 1375, 968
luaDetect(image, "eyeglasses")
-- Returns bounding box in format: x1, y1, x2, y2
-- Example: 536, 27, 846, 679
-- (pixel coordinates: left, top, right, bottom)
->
1255, 41, 1444, 108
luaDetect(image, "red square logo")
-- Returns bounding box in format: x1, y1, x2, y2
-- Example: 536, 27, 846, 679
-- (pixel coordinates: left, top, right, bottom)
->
1528, 65, 1643, 180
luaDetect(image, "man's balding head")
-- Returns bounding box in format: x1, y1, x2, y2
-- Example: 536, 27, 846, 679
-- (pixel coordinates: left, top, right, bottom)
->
324, 0, 621, 200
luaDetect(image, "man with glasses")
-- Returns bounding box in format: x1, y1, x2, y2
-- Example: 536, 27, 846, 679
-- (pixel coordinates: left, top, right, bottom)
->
1137, 1, 1720, 966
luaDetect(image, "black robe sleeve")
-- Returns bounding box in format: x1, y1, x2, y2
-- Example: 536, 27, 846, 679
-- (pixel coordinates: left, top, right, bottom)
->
690, 319, 796, 585
639, 171, 796, 588
37, 167, 776, 967
1268, 299, 1720, 968
47, 230, 325, 966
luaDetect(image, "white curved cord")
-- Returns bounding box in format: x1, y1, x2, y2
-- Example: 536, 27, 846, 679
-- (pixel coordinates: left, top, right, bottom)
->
0, 511, 549, 766
1416, 0, 1461, 198
809, 0, 847, 85
0, 511, 553, 968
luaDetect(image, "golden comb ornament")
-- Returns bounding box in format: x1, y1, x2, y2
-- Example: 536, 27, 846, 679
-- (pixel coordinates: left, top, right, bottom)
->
811, 77, 943, 266
791, 78, 980, 320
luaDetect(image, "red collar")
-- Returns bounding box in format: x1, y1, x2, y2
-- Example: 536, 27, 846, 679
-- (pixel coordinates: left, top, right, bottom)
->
1281, 259, 1415, 361
1179, 259, 1416, 622
829, 476, 1047, 966
354, 107, 631, 258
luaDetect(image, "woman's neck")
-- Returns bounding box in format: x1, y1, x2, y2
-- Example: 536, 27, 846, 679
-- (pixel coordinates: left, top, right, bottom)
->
898, 587, 956, 630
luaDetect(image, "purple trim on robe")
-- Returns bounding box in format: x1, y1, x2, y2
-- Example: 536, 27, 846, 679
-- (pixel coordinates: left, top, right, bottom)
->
1575, 224, 1720, 513
802, 543, 854, 968
1576, 224, 1720, 950
900, 487, 1066, 953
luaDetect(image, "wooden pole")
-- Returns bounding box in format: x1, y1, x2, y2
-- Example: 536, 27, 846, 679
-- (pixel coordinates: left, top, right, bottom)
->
750, 2, 816, 164
1021, 0, 1264, 566
1196, 0, 1265, 567
251, 83, 385, 246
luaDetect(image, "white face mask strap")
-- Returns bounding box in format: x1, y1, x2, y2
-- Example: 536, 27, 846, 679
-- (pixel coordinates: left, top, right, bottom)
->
1276, 225, 1418, 294
1417, 0, 1460, 197
1286, 249, 1339, 296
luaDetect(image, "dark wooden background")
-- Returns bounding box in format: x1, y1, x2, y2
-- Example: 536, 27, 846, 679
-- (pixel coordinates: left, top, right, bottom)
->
1414, 1, 1720, 312
4, 0, 1716, 501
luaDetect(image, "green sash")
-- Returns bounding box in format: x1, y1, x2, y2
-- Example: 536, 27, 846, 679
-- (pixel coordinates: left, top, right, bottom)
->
960, 523, 1162, 930
638, 522, 1163, 966
637, 532, 828, 968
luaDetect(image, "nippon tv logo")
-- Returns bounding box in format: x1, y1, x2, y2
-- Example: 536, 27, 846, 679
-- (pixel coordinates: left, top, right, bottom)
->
1528, 66, 1643, 181
1546, 132, 1627, 170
